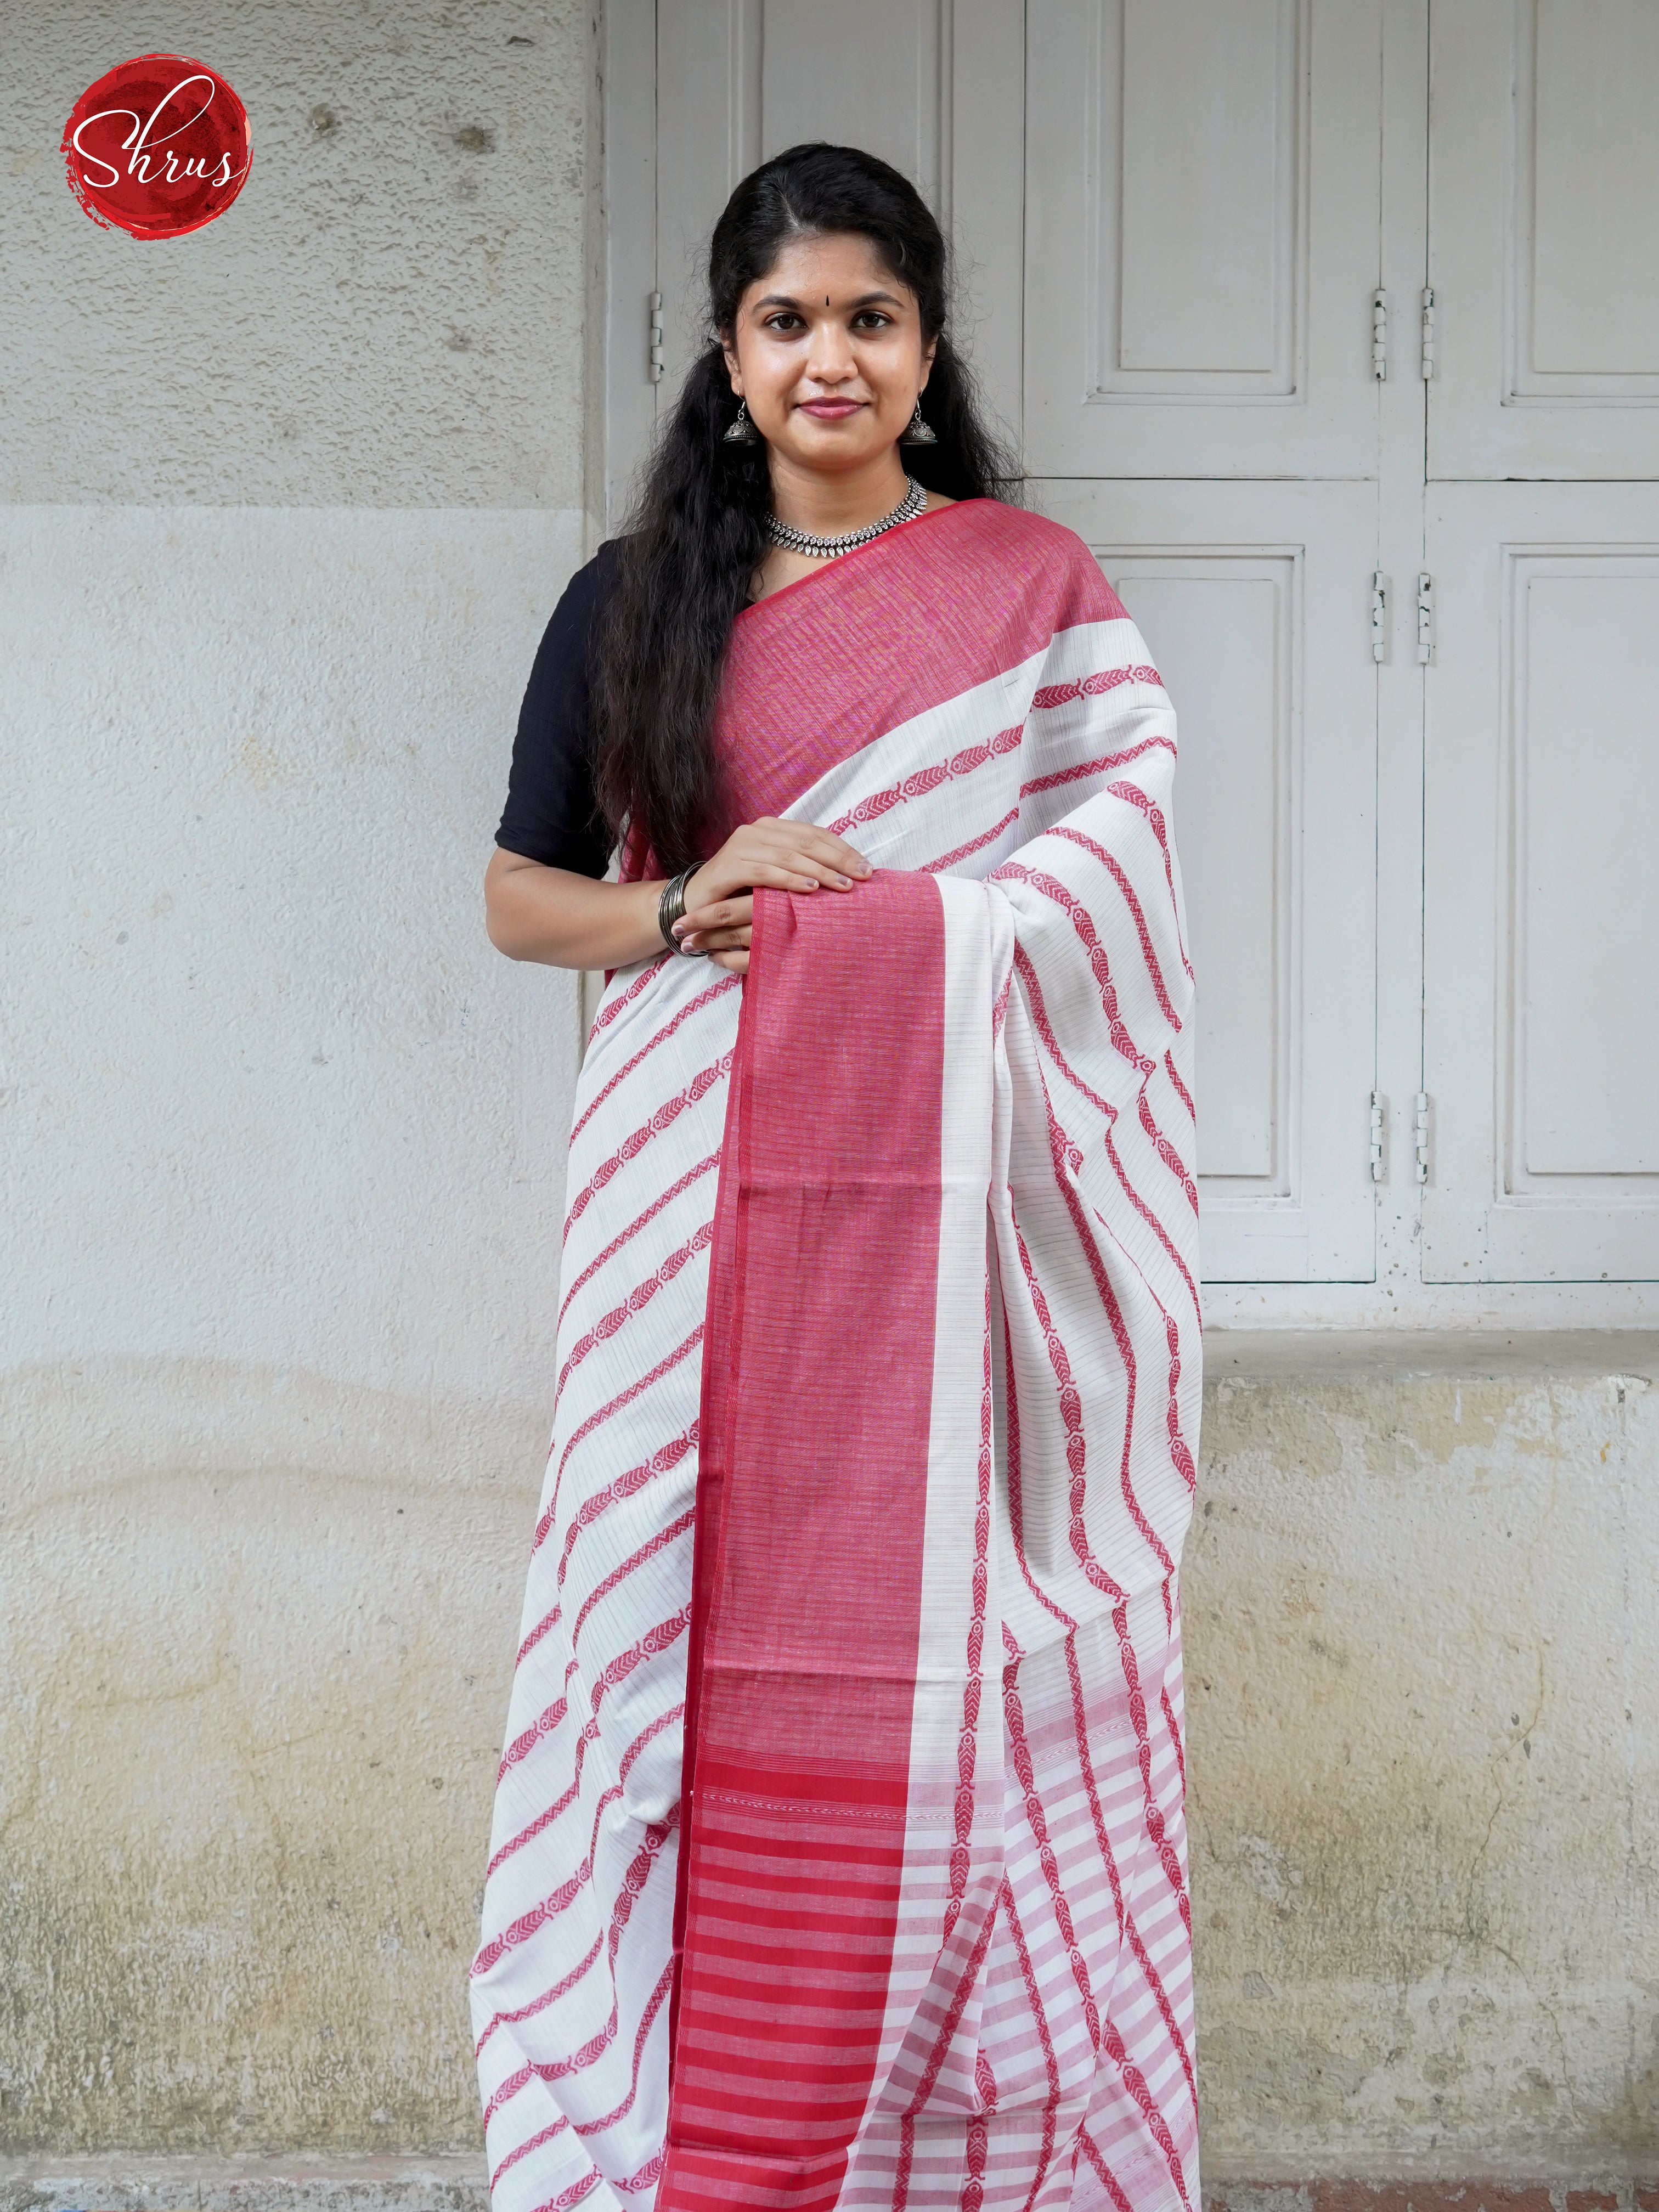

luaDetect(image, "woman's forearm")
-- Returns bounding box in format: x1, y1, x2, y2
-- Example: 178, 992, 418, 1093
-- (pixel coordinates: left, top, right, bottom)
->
485, 849, 668, 970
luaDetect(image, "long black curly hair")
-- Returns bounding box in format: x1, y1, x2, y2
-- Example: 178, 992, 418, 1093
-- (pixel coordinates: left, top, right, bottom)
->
589, 141, 1020, 876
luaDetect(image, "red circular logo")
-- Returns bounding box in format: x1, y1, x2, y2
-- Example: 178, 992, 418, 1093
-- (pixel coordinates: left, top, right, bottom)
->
62, 55, 251, 240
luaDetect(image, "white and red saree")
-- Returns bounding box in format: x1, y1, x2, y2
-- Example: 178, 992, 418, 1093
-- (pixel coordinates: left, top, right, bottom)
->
472, 500, 1201, 2212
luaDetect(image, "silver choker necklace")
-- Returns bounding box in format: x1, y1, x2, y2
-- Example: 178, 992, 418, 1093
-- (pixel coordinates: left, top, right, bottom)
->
765, 477, 927, 559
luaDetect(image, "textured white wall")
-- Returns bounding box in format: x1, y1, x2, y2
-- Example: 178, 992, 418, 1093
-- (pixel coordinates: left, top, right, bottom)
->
1187, 1334, 1659, 2177
4, 0, 590, 507
1, 0, 594, 2160
3, 507, 580, 1398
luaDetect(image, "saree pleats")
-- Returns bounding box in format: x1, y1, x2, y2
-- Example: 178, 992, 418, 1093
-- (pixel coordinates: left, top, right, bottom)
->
472, 501, 1201, 2212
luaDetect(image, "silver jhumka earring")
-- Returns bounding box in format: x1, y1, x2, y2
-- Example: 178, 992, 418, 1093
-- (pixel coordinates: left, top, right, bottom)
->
900, 399, 938, 445
723, 398, 759, 444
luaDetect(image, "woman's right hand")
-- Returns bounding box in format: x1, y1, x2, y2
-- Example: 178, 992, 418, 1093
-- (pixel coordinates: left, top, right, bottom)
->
675, 817, 872, 974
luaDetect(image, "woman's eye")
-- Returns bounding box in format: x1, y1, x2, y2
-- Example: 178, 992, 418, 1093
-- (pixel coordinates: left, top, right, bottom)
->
765, 313, 804, 333
853, 313, 892, 330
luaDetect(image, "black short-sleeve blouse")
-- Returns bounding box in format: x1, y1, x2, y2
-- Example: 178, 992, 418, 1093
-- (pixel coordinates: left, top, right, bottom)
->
494, 541, 620, 879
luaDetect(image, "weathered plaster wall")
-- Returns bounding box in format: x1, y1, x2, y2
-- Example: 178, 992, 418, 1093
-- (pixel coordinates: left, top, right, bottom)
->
5, 1322, 1656, 2176
0, 0, 595, 2174
3, 0, 590, 507
1188, 1335, 1659, 2180
0, 1358, 538, 2158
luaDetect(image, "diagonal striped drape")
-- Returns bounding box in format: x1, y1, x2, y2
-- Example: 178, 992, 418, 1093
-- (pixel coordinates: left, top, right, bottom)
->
472, 499, 1201, 2212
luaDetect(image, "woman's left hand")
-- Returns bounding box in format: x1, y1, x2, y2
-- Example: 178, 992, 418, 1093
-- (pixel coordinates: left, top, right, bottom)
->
675, 891, 753, 974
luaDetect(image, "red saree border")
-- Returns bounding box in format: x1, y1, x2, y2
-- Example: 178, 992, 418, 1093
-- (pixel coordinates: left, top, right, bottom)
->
616, 501, 1126, 886
732, 494, 968, 628
661, 874, 950, 2211
712, 501, 1127, 836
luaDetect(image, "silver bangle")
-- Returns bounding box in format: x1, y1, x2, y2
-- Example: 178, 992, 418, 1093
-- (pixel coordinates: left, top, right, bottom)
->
657, 868, 706, 956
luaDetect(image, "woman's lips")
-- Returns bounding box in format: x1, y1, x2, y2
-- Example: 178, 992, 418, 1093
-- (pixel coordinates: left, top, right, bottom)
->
798, 398, 864, 419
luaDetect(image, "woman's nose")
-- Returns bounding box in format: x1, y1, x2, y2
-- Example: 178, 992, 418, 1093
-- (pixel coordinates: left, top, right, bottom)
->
805, 324, 857, 383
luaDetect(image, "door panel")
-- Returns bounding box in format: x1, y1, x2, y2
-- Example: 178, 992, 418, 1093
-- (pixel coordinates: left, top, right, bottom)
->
1424, 484, 1659, 1280
1025, 0, 1384, 478
1125, 563, 1286, 1185
1117, 0, 1293, 381
654, 2, 761, 408
761, 0, 946, 198
1041, 481, 1379, 1282
1429, 0, 1659, 477
1519, 573, 1659, 1179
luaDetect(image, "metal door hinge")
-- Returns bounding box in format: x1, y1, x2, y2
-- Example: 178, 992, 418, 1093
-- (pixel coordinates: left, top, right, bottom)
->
1420, 286, 1436, 378
1371, 569, 1388, 662
1417, 572, 1435, 663
1372, 289, 1388, 379
1413, 1092, 1431, 1184
1370, 1092, 1386, 1182
648, 291, 665, 383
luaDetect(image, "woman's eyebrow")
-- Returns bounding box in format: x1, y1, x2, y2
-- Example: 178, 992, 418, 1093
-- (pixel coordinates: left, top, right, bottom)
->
749, 289, 907, 312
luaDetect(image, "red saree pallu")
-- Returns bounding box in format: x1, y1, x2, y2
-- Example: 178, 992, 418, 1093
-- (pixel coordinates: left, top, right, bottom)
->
472, 500, 1201, 2212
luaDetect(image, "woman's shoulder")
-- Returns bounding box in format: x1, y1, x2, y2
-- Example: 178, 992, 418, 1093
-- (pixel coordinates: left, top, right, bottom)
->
950, 500, 1128, 623
552, 537, 624, 627
522, 539, 628, 718
498, 543, 621, 880
951, 498, 1105, 572
528, 539, 625, 686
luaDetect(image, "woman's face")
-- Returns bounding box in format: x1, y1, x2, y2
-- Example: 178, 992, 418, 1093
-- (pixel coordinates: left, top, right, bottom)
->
723, 230, 935, 478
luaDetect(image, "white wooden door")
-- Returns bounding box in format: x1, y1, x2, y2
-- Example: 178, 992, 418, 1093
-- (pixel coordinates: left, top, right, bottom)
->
1027, 0, 1384, 1285
639, 0, 1384, 1287
1423, 0, 1659, 1282
1024, 0, 1386, 478
628, 0, 1659, 1302
1423, 483, 1659, 1282
1042, 481, 1379, 1282
1429, 0, 1659, 479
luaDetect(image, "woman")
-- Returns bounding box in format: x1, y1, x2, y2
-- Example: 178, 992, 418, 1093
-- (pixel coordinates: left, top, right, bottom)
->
474, 143, 1200, 2212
